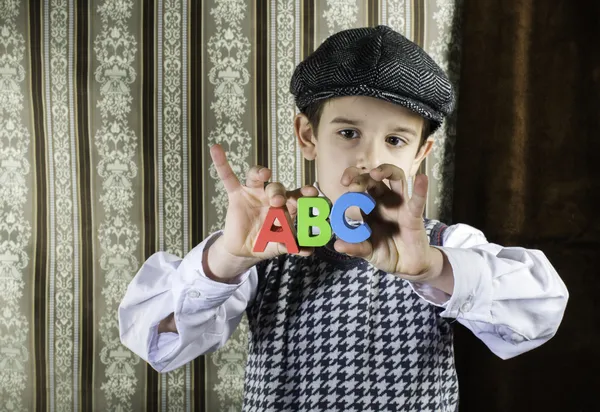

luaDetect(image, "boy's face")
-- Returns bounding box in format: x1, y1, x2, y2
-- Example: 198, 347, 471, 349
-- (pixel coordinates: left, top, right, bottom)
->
295, 95, 434, 220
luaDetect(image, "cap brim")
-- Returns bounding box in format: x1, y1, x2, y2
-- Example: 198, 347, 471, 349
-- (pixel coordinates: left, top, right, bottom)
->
296, 86, 447, 133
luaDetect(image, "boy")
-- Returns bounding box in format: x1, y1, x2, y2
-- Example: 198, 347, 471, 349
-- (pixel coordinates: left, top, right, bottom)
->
119, 26, 568, 411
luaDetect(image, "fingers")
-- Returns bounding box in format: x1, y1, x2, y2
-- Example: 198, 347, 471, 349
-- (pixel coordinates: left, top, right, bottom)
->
245, 165, 271, 188
210, 144, 242, 194
296, 247, 315, 257
369, 164, 407, 198
342, 169, 388, 198
285, 184, 320, 218
300, 184, 320, 197
264, 182, 287, 207
340, 166, 362, 186
333, 238, 373, 260
351, 174, 388, 197
276, 242, 315, 257
408, 174, 428, 218
286, 184, 319, 200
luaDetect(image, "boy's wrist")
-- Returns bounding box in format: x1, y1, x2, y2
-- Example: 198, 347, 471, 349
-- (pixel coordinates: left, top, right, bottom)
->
157, 312, 177, 334
420, 247, 455, 295
203, 236, 260, 283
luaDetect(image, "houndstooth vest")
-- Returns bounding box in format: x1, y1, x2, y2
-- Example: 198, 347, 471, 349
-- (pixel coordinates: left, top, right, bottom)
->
243, 219, 458, 412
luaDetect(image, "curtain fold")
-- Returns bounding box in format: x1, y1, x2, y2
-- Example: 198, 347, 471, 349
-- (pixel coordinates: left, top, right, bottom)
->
453, 0, 599, 410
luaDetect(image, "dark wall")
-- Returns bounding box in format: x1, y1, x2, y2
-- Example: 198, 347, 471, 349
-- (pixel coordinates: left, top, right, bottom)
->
453, 0, 600, 410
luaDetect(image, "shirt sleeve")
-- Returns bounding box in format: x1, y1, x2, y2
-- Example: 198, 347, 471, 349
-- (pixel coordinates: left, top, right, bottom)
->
118, 231, 258, 373
409, 223, 569, 360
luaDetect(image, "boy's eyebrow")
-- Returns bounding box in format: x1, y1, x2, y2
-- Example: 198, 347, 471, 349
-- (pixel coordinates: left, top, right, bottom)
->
329, 116, 418, 137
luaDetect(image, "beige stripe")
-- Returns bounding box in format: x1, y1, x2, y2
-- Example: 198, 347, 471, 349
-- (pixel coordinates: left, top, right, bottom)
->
43, 0, 80, 409
158, 0, 191, 408
422, 0, 461, 220
274, 0, 301, 189
383, 0, 408, 38
0, 1, 34, 410
91, 0, 144, 410
317, 0, 366, 44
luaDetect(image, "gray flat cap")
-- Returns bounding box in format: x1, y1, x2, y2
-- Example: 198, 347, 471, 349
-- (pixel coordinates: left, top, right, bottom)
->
290, 25, 455, 133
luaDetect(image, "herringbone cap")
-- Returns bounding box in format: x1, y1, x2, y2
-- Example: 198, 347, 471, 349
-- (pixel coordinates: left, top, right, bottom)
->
290, 25, 455, 133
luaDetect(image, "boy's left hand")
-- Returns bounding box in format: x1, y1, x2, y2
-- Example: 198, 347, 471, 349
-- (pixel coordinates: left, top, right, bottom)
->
334, 165, 447, 285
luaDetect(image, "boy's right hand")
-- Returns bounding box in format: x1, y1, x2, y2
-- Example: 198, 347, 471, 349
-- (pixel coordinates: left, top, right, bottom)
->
204, 144, 318, 281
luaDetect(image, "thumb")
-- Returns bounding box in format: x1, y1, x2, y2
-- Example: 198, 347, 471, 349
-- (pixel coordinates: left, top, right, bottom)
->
333, 238, 374, 260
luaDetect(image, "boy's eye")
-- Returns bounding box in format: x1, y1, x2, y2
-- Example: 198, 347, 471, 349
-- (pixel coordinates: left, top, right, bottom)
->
386, 136, 407, 147
339, 129, 359, 139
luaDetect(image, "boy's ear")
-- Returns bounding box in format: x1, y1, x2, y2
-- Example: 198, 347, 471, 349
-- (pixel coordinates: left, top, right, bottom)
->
294, 113, 317, 161
409, 137, 434, 176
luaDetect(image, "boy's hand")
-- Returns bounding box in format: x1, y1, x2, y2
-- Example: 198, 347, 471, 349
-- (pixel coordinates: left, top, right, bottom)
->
207, 144, 318, 280
334, 165, 450, 288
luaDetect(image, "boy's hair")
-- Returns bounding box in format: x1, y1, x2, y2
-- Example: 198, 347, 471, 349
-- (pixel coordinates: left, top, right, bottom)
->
302, 99, 431, 151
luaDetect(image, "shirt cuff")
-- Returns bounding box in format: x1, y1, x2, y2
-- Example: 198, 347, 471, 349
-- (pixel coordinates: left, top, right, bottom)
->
434, 246, 493, 320
408, 281, 452, 307
171, 231, 253, 316
148, 324, 180, 364
409, 246, 494, 321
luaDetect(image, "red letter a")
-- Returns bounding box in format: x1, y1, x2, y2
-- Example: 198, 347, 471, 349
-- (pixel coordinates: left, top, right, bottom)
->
253, 207, 299, 254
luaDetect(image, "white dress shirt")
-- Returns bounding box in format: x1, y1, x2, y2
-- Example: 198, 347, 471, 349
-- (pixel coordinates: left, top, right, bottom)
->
119, 220, 569, 373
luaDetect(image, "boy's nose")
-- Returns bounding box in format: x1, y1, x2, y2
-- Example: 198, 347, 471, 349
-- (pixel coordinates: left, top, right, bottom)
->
356, 144, 380, 172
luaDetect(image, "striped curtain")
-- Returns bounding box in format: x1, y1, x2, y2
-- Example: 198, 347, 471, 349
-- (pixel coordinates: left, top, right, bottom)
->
0, 0, 461, 411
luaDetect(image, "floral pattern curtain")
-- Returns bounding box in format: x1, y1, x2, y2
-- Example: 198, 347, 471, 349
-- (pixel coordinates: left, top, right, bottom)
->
0, 0, 461, 410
